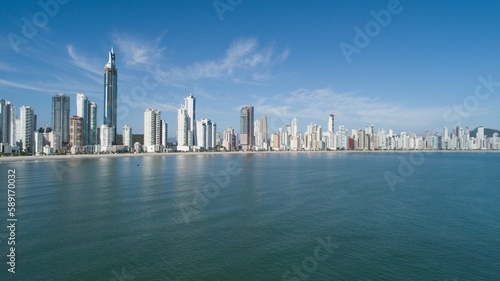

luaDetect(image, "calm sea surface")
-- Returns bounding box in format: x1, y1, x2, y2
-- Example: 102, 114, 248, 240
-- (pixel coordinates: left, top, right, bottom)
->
1, 152, 499, 280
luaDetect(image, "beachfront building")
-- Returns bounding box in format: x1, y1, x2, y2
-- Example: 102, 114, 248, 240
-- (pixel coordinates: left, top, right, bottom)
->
52, 94, 70, 146
104, 48, 118, 144
19, 106, 35, 152
240, 105, 254, 150
144, 109, 162, 153
123, 125, 132, 151
69, 116, 84, 151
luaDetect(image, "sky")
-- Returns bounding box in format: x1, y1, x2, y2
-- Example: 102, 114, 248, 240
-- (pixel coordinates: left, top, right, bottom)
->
1, 0, 500, 136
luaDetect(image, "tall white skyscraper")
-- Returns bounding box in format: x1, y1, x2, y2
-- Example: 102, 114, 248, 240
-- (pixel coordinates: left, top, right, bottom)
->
184, 94, 196, 146
76, 93, 89, 145
327, 114, 334, 133
123, 125, 132, 148
291, 117, 298, 137
254, 120, 262, 149
20, 106, 34, 152
259, 115, 268, 149
195, 118, 216, 149
196, 120, 206, 148
177, 107, 188, 147
144, 109, 161, 146
477, 126, 485, 149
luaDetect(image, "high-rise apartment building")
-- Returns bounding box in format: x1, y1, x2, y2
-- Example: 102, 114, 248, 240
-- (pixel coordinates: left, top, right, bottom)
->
144, 109, 161, 146
52, 94, 70, 145
104, 48, 118, 144
19, 106, 34, 152
69, 116, 84, 147
327, 114, 334, 133
123, 125, 132, 148
184, 94, 196, 146
161, 120, 168, 147
89, 101, 98, 145
0, 99, 16, 146
259, 115, 268, 149
76, 93, 90, 145
196, 118, 216, 149
100, 124, 113, 147
177, 107, 188, 147
291, 116, 298, 137
240, 105, 254, 150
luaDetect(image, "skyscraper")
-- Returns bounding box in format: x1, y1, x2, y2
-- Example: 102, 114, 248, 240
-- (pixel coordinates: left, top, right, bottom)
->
104, 48, 118, 144
89, 101, 98, 145
177, 107, 188, 147
19, 106, 34, 152
76, 93, 89, 145
161, 120, 168, 147
196, 118, 216, 149
52, 94, 70, 145
240, 105, 254, 150
259, 115, 268, 148
0, 99, 16, 146
123, 125, 132, 148
144, 109, 161, 146
69, 116, 84, 147
100, 124, 113, 147
327, 114, 334, 133
184, 94, 196, 146
291, 116, 298, 137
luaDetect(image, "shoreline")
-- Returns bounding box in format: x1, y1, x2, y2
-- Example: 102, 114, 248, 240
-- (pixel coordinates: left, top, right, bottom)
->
0, 149, 498, 163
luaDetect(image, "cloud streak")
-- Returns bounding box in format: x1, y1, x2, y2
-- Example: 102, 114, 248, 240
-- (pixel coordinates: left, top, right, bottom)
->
165, 38, 289, 83
67, 45, 102, 76
254, 87, 455, 133
112, 33, 166, 66
0, 78, 62, 94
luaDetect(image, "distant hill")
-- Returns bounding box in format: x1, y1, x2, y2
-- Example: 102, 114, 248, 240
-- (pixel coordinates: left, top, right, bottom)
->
469, 127, 500, 138
115, 134, 176, 145
115, 134, 144, 145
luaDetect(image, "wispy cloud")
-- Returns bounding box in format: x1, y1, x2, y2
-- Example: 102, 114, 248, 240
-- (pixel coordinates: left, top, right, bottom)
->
67, 45, 102, 76
166, 38, 289, 83
254, 88, 453, 133
0, 62, 15, 72
112, 33, 166, 66
0, 78, 61, 94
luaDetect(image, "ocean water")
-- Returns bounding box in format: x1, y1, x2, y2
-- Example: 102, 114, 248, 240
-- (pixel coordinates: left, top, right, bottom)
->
0, 152, 499, 280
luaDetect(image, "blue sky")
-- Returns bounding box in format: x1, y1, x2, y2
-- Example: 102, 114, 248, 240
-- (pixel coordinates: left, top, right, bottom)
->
1, 0, 500, 136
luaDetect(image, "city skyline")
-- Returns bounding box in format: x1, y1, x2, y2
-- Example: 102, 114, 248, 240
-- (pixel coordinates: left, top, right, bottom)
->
1, 1, 500, 136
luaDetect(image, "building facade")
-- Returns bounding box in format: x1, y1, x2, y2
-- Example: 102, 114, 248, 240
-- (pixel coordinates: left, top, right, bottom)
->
104, 48, 118, 144
52, 94, 70, 145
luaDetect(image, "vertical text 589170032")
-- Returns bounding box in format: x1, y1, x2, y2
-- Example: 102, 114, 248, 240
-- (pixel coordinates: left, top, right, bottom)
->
7, 169, 17, 274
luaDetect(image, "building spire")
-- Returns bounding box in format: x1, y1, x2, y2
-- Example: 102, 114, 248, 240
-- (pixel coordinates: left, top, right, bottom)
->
105, 47, 115, 69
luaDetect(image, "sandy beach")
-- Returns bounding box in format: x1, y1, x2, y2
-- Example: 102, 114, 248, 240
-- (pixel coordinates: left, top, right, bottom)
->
0, 149, 497, 163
